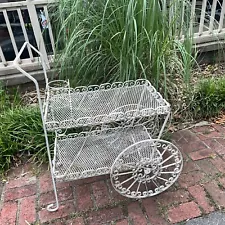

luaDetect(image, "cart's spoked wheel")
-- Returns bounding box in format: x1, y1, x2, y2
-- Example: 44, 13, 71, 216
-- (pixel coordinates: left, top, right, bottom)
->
110, 139, 183, 198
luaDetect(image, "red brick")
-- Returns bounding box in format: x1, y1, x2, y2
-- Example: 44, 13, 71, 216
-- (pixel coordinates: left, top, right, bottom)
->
196, 159, 218, 175
39, 186, 73, 206
192, 126, 214, 134
6, 176, 36, 189
181, 159, 199, 174
171, 132, 183, 143
178, 171, 205, 188
175, 137, 188, 148
180, 141, 207, 154
0, 201, 18, 225
204, 139, 225, 155
128, 202, 147, 225
108, 183, 128, 203
198, 131, 222, 140
204, 182, 225, 208
87, 207, 124, 225
210, 156, 225, 173
218, 177, 225, 188
211, 124, 225, 134
39, 173, 54, 193
167, 201, 201, 223
143, 198, 169, 225
188, 185, 214, 213
115, 219, 129, 225
66, 217, 85, 225
180, 130, 199, 142
92, 181, 110, 207
217, 138, 225, 146
19, 195, 36, 225
157, 189, 190, 207
76, 184, 93, 211
4, 184, 36, 201
39, 173, 71, 193
189, 148, 215, 161
39, 201, 75, 223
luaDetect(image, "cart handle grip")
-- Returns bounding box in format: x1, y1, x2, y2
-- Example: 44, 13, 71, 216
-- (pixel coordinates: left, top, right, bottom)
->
13, 42, 49, 120
13, 42, 49, 86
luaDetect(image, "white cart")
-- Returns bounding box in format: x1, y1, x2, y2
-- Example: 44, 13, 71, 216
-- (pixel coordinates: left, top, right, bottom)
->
14, 43, 183, 212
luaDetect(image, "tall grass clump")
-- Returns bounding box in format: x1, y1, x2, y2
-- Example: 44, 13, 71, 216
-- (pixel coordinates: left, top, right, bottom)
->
191, 77, 225, 119
0, 84, 21, 112
0, 87, 53, 173
0, 106, 53, 173
51, 0, 195, 98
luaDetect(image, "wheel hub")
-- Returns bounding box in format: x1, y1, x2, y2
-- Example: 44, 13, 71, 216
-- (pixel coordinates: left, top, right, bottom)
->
134, 156, 162, 182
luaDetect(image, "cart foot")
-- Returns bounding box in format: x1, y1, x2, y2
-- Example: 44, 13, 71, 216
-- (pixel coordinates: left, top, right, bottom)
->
110, 139, 183, 198
47, 203, 59, 212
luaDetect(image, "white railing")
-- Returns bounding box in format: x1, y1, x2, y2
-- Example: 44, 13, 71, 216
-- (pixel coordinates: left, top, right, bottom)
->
191, 0, 225, 44
0, 0, 225, 79
0, 0, 54, 77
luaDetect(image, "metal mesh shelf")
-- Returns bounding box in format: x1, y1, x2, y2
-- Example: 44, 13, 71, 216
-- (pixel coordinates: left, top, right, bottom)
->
53, 126, 151, 181
44, 79, 170, 131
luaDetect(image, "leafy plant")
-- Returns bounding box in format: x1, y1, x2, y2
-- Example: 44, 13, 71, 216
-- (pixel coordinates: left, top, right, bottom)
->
191, 77, 225, 119
0, 106, 53, 173
0, 85, 21, 112
51, 0, 195, 98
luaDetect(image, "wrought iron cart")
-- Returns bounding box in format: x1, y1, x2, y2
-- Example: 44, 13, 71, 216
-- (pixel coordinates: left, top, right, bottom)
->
14, 42, 183, 212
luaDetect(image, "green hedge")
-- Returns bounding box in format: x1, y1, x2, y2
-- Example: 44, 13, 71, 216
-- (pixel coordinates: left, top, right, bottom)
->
0, 106, 53, 173
191, 77, 225, 119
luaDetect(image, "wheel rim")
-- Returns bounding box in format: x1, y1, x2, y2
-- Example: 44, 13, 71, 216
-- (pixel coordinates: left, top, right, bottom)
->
110, 139, 183, 198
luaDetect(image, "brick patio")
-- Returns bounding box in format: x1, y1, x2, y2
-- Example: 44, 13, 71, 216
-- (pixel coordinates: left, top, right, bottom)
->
0, 124, 225, 225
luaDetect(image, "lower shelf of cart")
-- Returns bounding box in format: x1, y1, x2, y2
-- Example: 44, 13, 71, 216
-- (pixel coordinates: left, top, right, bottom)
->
53, 125, 151, 181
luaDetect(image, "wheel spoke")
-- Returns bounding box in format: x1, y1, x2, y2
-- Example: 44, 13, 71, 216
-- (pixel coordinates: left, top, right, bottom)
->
160, 171, 176, 174
113, 171, 134, 176
127, 178, 138, 191
160, 145, 169, 156
118, 176, 134, 186
145, 182, 149, 192
136, 181, 141, 193
156, 176, 170, 182
152, 179, 159, 188
158, 154, 175, 166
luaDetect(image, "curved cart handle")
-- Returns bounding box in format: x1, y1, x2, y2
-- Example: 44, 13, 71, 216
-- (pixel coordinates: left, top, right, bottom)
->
13, 41, 49, 88
13, 42, 48, 118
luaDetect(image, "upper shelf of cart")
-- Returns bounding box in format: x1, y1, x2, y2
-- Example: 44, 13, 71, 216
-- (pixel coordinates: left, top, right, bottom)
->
44, 79, 170, 131
46, 79, 170, 109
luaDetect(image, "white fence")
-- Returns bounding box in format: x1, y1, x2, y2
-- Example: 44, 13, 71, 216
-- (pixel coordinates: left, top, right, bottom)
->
0, 0, 55, 78
0, 0, 225, 81
191, 0, 225, 44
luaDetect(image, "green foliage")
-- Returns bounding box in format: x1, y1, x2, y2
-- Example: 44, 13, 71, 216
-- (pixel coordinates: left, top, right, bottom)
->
0, 85, 21, 112
0, 106, 53, 173
191, 78, 225, 119
51, 0, 195, 97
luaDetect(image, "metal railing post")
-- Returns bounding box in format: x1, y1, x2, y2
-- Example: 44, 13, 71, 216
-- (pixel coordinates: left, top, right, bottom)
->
26, 0, 50, 69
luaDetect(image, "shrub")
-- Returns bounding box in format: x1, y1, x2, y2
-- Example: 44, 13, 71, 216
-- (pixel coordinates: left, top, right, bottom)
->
191, 77, 225, 119
0, 85, 21, 112
51, 0, 195, 98
0, 106, 53, 173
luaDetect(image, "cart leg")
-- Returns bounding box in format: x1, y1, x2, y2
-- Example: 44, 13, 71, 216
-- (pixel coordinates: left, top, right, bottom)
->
43, 126, 59, 212
157, 112, 170, 139
47, 171, 59, 212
